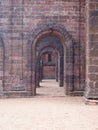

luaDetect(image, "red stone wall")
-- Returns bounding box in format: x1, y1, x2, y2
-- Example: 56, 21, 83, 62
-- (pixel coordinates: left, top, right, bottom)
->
43, 66, 56, 79
85, 0, 98, 99
42, 53, 56, 79
0, 0, 86, 97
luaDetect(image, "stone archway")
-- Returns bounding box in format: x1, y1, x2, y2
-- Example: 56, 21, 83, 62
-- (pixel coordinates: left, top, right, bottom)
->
40, 51, 57, 80
37, 48, 58, 83
35, 36, 64, 88
27, 24, 74, 96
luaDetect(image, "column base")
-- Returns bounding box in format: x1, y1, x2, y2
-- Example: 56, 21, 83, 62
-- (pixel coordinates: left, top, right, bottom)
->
84, 97, 98, 105
0, 91, 32, 98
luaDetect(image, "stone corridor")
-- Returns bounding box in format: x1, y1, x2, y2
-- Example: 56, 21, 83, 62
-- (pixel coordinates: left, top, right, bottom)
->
36, 80, 65, 97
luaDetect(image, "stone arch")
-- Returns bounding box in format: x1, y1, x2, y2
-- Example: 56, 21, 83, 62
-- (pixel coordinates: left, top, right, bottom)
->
36, 46, 61, 87
35, 36, 64, 87
40, 50, 57, 81
37, 48, 56, 83
0, 36, 5, 92
40, 48, 58, 78
27, 24, 74, 96
38, 47, 58, 61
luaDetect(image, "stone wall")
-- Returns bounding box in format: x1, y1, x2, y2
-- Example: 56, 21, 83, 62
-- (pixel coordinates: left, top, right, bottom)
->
43, 66, 56, 79
85, 0, 98, 99
0, 0, 86, 97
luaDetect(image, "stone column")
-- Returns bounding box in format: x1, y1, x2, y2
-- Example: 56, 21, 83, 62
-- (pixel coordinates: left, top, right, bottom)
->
39, 60, 43, 82
85, 0, 98, 100
56, 60, 58, 82
59, 56, 64, 87
36, 61, 40, 87
55, 54, 58, 82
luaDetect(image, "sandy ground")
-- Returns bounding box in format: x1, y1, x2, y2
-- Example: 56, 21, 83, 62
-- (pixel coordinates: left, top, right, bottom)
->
36, 79, 65, 97
0, 80, 98, 130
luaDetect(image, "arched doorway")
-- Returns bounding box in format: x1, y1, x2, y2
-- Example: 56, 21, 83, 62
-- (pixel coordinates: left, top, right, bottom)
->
37, 48, 58, 82
36, 43, 64, 96
35, 36, 64, 88
29, 24, 73, 96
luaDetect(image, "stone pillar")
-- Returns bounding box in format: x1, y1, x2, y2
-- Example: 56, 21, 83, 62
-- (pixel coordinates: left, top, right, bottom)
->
39, 60, 43, 82
55, 54, 58, 82
85, 0, 98, 100
0, 41, 4, 92
59, 56, 64, 87
57, 54, 64, 87
36, 61, 40, 87
56, 59, 58, 82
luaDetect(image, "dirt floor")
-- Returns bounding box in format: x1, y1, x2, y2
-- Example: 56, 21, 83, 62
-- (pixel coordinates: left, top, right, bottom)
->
36, 79, 65, 97
0, 80, 98, 130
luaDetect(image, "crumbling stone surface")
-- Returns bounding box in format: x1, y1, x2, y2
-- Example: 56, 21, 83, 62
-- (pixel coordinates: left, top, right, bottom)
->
85, 0, 98, 99
0, 0, 97, 100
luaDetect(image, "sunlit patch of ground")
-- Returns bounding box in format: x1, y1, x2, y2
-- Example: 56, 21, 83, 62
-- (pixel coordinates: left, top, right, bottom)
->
0, 80, 98, 130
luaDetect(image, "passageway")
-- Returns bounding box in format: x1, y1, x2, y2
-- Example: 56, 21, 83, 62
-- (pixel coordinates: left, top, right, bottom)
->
31, 26, 75, 96
36, 80, 65, 97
